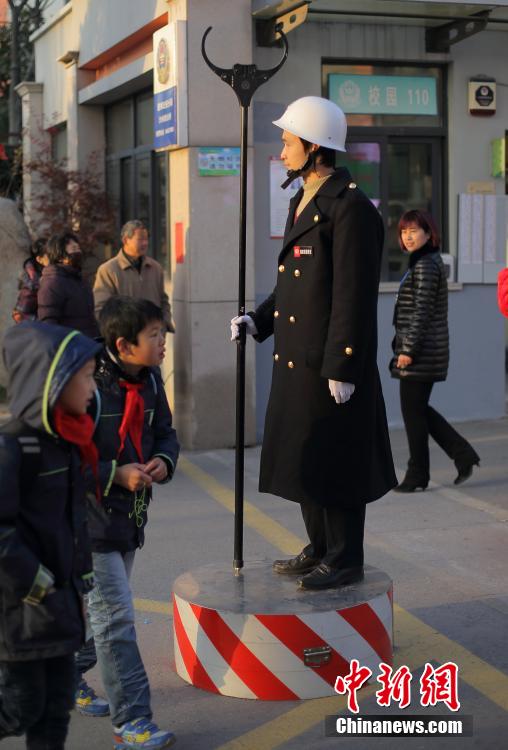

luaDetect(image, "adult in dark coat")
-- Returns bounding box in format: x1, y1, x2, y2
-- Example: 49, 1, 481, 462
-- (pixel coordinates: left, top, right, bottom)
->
231, 96, 396, 589
390, 209, 479, 491
38, 231, 99, 338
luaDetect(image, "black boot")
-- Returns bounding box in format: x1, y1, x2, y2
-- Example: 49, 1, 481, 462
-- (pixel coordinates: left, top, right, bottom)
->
393, 474, 428, 493
454, 453, 480, 485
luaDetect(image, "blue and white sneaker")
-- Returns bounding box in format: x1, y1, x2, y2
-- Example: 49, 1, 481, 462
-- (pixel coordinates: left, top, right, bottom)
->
113, 718, 176, 749
75, 680, 110, 717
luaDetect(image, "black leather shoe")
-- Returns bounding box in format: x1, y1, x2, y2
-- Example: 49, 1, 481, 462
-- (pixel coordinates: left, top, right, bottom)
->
454, 459, 479, 486
272, 551, 321, 576
393, 480, 428, 493
298, 563, 364, 590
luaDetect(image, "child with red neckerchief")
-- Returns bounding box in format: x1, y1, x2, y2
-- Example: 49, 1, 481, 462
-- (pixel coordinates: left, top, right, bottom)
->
75, 296, 179, 750
0, 321, 102, 749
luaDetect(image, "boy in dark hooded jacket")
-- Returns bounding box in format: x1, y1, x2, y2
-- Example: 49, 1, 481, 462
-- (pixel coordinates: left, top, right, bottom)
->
0, 321, 102, 749
75, 296, 179, 750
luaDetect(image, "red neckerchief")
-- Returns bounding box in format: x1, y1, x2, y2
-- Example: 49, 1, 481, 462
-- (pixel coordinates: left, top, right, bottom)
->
53, 406, 100, 501
118, 380, 145, 462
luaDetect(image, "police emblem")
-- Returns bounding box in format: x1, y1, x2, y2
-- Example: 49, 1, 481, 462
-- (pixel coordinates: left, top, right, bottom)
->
156, 38, 170, 85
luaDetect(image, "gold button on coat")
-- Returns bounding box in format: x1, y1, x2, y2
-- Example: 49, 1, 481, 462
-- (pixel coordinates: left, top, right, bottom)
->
288, 361, 294, 368
348, 182, 357, 189
274, 354, 279, 361
294, 269, 301, 277
289, 315, 296, 323
274, 311, 279, 318
278, 264, 285, 273
345, 346, 353, 356
313, 214, 319, 222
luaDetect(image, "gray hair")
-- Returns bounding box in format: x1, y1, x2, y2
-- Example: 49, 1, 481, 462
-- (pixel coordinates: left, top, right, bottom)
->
121, 220, 146, 243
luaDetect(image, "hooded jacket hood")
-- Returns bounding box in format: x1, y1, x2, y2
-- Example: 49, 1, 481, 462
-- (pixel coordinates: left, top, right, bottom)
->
3, 321, 102, 434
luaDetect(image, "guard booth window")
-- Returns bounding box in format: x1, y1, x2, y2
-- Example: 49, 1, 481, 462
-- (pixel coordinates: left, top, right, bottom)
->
322, 63, 446, 282
105, 90, 170, 275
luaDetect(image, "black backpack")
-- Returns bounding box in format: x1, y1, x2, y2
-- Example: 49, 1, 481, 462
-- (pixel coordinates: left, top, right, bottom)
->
0, 418, 42, 494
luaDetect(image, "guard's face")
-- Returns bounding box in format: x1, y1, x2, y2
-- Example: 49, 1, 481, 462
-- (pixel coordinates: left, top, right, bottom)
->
280, 130, 311, 171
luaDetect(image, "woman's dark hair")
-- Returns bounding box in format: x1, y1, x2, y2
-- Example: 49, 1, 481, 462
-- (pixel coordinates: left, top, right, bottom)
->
300, 138, 336, 168
46, 231, 80, 264
99, 296, 163, 355
398, 210, 440, 250
30, 237, 48, 259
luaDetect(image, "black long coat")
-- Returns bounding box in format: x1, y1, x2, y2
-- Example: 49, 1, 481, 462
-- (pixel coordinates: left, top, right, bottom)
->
251, 168, 396, 509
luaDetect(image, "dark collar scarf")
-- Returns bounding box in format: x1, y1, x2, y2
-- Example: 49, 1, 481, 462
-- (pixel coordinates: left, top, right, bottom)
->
408, 241, 440, 268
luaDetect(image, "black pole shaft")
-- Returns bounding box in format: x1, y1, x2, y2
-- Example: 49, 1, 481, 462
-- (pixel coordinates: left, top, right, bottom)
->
233, 104, 249, 574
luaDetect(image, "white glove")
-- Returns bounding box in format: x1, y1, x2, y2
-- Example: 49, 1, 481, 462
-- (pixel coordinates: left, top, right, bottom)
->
328, 380, 355, 405
230, 315, 258, 341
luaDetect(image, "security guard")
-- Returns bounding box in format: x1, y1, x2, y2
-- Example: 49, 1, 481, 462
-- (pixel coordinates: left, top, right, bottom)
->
231, 96, 396, 589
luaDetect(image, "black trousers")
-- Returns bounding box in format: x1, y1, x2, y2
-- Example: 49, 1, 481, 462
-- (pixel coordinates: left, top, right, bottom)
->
300, 502, 366, 568
400, 380, 477, 481
0, 653, 75, 750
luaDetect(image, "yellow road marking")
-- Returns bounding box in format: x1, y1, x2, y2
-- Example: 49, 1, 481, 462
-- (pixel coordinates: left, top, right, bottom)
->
393, 604, 508, 713
133, 597, 172, 616
179, 456, 303, 555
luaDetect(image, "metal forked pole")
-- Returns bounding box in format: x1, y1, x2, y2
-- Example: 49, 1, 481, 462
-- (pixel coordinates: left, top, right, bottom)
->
234, 103, 249, 573
201, 27, 288, 575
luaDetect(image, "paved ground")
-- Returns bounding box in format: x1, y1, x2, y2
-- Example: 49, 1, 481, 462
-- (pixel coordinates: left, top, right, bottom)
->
2, 416, 507, 749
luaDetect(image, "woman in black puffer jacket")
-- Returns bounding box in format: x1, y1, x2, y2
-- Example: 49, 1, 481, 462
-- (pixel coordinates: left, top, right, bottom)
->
390, 210, 479, 492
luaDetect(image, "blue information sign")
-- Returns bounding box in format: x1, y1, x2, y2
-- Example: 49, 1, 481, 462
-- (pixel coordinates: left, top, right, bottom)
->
154, 87, 177, 149
329, 74, 437, 116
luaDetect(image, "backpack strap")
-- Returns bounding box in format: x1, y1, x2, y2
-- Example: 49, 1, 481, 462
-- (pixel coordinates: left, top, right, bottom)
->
0, 419, 42, 495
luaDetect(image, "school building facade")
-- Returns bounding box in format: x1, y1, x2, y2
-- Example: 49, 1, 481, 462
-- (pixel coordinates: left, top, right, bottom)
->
18, 0, 508, 448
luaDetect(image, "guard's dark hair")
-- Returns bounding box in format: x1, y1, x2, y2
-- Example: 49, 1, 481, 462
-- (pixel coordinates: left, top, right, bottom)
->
46, 231, 80, 264
300, 138, 336, 168
398, 210, 440, 250
99, 296, 163, 355
30, 237, 48, 260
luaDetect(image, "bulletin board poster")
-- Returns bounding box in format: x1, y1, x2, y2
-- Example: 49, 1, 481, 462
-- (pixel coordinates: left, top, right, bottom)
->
270, 157, 303, 238
198, 148, 241, 176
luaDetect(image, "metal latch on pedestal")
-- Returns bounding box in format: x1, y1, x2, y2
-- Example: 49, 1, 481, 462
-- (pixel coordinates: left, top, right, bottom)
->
303, 645, 332, 667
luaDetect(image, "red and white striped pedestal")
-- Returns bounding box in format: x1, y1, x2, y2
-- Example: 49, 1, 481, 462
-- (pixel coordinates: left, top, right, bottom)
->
173, 560, 393, 700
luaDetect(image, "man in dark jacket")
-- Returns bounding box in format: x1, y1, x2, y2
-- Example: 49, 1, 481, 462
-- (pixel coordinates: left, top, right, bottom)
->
0, 321, 102, 748
75, 297, 179, 750
231, 96, 396, 590
38, 231, 99, 338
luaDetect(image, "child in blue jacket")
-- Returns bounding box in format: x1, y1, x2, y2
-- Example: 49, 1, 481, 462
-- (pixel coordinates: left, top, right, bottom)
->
76, 296, 179, 750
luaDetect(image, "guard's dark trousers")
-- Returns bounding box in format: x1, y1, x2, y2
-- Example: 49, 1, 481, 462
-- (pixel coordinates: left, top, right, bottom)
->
0, 654, 75, 750
400, 380, 477, 481
300, 502, 366, 567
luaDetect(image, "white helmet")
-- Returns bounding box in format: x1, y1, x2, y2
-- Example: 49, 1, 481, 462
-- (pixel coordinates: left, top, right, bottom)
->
273, 96, 347, 152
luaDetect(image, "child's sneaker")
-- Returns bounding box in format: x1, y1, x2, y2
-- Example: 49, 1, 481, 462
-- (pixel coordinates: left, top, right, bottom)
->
75, 680, 110, 717
113, 718, 176, 749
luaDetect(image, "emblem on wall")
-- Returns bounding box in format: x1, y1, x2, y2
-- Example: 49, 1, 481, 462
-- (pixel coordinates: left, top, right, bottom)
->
157, 37, 170, 85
